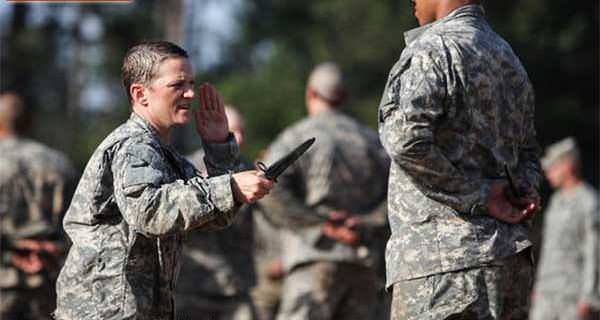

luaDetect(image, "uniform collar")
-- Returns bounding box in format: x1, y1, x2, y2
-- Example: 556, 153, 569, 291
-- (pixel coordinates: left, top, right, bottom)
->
129, 112, 163, 141
404, 4, 485, 46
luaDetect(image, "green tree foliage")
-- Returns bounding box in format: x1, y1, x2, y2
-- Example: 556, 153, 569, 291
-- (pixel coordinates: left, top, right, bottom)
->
211, 0, 598, 186
1, 0, 597, 186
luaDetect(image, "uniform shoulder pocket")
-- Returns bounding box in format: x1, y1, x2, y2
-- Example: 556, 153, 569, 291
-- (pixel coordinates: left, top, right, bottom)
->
119, 143, 164, 196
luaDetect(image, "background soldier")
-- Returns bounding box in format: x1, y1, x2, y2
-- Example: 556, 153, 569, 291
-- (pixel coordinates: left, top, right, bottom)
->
378, 1, 541, 319
0, 92, 76, 320
530, 137, 599, 320
53, 41, 273, 320
262, 62, 390, 320
177, 105, 257, 320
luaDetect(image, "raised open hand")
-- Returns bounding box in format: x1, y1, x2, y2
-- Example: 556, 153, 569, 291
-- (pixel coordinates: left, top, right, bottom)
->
195, 83, 229, 143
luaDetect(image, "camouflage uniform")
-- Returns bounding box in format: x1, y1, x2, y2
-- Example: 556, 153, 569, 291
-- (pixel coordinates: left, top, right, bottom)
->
176, 148, 256, 320
54, 113, 241, 320
0, 137, 75, 320
530, 183, 600, 320
250, 203, 283, 320
378, 5, 541, 319
262, 109, 389, 320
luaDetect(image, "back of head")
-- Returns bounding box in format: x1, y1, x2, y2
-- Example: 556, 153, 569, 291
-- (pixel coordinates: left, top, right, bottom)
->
0, 92, 26, 135
121, 41, 188, 103
307, 62, 346, 107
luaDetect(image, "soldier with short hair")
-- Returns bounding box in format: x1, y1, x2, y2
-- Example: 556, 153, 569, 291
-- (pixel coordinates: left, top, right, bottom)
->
530, 137, 599, 320
53, 41, 274, 320
378, 0, 541, 319
0, 92, 76, 320
262, 62, 390, 320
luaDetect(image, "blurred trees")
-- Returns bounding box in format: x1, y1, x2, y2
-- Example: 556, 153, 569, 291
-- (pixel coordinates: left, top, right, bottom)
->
0, 0, 598, 187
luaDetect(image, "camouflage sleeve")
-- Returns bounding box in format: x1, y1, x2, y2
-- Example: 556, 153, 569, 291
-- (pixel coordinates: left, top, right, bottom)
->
515, 89, 543, 199
112, 142, 238, 237
202, 133, 241, 176
379, 51, 490, 215
581, 198, 600, 307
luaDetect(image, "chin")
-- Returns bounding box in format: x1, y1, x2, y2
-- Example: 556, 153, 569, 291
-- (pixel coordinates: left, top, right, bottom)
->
173, 111, 191, 125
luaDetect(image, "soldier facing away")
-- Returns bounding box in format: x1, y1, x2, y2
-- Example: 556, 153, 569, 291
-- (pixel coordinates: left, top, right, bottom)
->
262, 62, 390, 320
53, 41, 274, 320
378, 0, 542, 319
176, 105, 257, 320
530, 137, 599, 320
0, 92, 76, 320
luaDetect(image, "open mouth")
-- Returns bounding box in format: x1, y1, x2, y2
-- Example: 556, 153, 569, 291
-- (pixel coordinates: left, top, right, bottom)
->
177, 104, 191, 110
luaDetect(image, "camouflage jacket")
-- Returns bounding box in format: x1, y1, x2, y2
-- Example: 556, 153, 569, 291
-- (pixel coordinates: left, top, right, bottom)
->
54, 113, 240, 320
175, 149, 255, 298
534, 183, 599, 307
262, 109, 389, 272
0, 137, 75, 289
378, 5, 542, 287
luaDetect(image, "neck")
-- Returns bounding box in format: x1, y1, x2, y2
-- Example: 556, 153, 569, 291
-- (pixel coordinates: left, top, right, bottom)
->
132, 106, 170, 143
0, 129, 17, 140
307, 100, 334, 117
561, 175, 582, 192
436, 1, 475, 20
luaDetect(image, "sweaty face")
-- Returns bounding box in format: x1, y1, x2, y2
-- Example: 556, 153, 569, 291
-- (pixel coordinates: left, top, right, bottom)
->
144, 58, 195, 133
412, 0, 437, 26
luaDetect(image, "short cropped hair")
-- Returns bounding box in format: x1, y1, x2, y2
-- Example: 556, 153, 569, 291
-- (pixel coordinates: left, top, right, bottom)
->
121, 41, 188, 103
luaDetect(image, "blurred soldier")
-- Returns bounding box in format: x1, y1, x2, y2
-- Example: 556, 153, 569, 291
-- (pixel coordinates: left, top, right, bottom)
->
0, 92, 76, 320
53, 41, 274, 320
262, 62, 390, 320
177, 105, 257, 320
378, 1, 542, 319
250, 205, 284, 320
530, 137, 599, 320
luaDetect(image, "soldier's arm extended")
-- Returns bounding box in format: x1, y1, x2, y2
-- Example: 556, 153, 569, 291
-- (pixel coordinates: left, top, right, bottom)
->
581, 198, 600, 308
379, 50, 492, 215
112, 142, 239, 237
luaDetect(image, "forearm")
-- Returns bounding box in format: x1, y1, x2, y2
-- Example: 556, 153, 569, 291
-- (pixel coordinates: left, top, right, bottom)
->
581, 208, 600, 306
260, 190, 324, 229
118, 174, 238, 236
515, 107, 543, 197
380, 115, 489, 214
202, 133, 241, 176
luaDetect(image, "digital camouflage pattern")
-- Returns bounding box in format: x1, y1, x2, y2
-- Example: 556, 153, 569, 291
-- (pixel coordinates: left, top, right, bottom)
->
0, 137, 75, 319
262, 109, 389, 320
276, 261, 378, 320
391, 250, 533, 320
262, 109, 389, 272
530, 183, 600, 319
175, 148, 255, 320
378, 5, 542, 287
54, 113, 241, 320
250, 203, 283, 320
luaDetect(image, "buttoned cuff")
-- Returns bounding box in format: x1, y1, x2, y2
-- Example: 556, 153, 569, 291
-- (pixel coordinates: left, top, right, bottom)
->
203, 133, 240, 173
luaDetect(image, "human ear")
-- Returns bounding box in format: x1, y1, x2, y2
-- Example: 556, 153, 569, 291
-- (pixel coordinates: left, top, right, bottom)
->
130, 83, 148, 106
